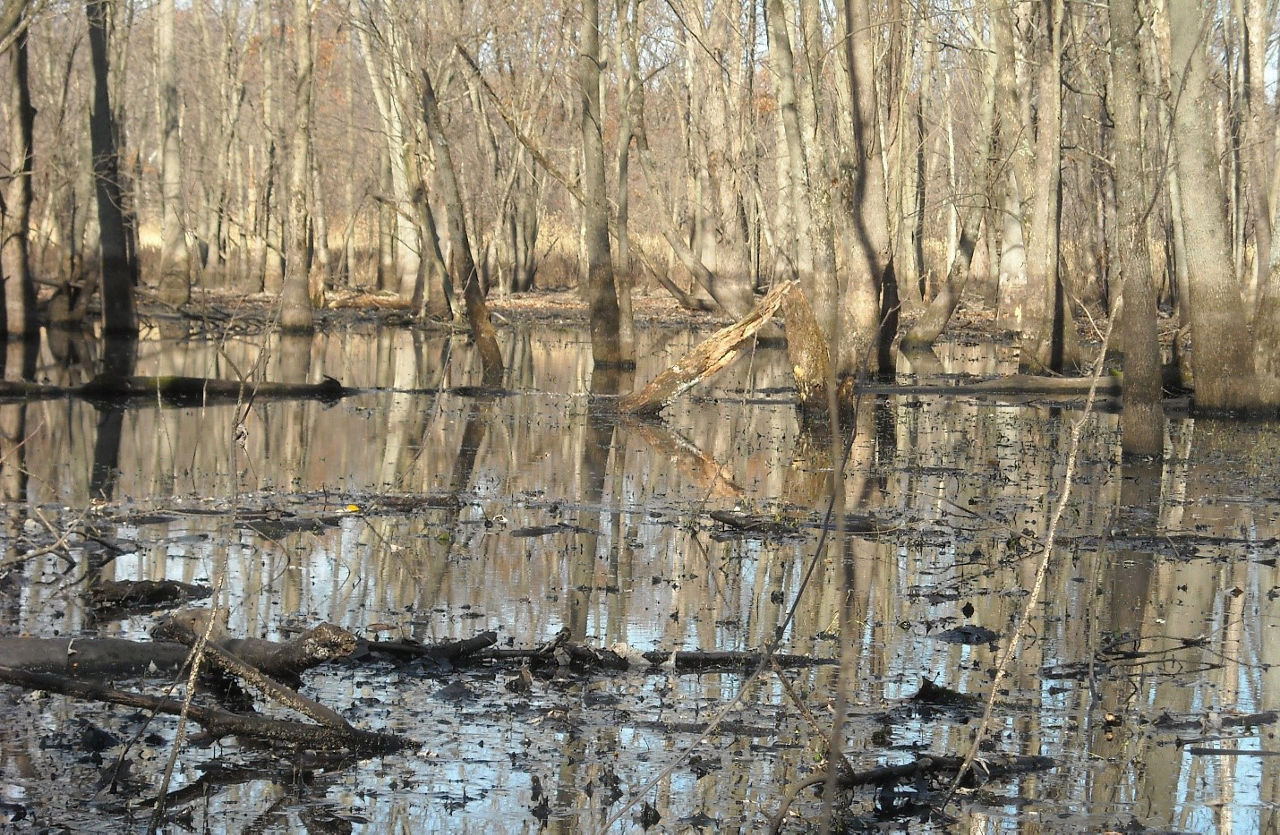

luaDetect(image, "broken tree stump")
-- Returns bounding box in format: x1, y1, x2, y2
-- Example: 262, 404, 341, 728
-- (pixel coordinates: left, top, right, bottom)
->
619, 280, 798, 417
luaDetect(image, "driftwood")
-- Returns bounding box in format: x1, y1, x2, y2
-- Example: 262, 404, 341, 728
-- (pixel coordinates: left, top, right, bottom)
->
0, 608, 399, 754
0, 614, 355, 685
711, 509, 891, 537
479, 628, 836, 673
354, 631, 499, 665
0, 665, 402, 753
87, 579, 211, 613
620, 280, 798, 416
0, 375, 352, 406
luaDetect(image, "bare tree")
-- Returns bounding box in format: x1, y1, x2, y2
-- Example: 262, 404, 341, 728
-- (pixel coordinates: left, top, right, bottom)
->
420, 66, 504, 386
280, 0, 315, 332
580, 0, 623, 367
839, 0, 894, 380
1, 9, 36, 337
153, 0, 188, 304
86, 0, 137, 337
1167, 0, 1259, 408
1109, 0, 1164, 454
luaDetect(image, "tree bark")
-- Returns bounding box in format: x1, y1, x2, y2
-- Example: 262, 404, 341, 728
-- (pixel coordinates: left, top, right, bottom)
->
86, 0, 138, 337
155, 0, 189, 305
421, 68, 504, 386
901, 8, 999, 350
1168, 0, 1258, 409
839, 0, 894, 378
1, 17, 36, 337
279, 0, 315, 332
1018, 0, 1078, 373
1110, 0, 1165, 455
580, 0, 623, 367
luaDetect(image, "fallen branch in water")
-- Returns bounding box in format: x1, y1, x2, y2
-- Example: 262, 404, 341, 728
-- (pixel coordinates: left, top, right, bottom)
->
619, 281, 797, 417
769, 753, 1053, 832
0, 665, 403, 753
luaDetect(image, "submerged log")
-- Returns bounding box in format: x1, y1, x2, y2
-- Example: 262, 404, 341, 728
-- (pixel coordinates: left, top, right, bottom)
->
87, 579, 211, 613
0, 665, 403, 753
0, 375, 353, 406
0, 618, 355, 682
620, 280, 798, 417
79, 374, 352, 406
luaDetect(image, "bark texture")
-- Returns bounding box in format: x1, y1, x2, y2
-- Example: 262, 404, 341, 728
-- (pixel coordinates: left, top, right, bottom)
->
1110, 0, 1164, 454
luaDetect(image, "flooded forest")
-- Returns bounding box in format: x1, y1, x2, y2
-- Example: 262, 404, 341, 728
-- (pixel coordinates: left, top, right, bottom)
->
1, 0, 1279, 831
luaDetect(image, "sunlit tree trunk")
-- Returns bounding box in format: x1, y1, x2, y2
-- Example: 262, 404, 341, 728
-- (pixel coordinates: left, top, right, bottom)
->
901, 12, 999, 350
580, 0, 622, 367
356, 13, 421, 304
838, 0, 894, 379
280, 0, 314, 332
765, 0, 819, 319
155, 0, 188, 305
1018, 0, 1079, 373
86, 0, 137, 337
421, 67, 504, 386
2, 17, 36, 337
611, 0, 644, 365
1168, 0, 1257, 409
1110, 0, 1164, 455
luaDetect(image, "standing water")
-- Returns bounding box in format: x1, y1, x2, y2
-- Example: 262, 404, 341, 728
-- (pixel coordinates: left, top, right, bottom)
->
1, 322, 1277, 832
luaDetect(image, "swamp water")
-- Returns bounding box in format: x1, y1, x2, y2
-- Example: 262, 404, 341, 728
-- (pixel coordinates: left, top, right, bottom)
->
1, 322, 1278, 832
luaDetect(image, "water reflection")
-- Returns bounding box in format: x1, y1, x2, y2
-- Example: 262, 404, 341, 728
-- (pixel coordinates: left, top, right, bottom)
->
0, 324, 1277, 831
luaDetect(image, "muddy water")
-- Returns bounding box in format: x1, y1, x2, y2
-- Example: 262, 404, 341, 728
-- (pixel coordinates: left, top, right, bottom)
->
1, 324, 1278, 832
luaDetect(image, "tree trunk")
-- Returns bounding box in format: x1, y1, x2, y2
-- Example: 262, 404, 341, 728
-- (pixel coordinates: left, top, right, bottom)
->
279, 0, 314, 332
2, 18, 36, 337
421, 68, 504, 386
1110, 0, 1164, 455
901, 8, 999, 350
1018, 0, 1076, 373
839, 0, 894, 379
155, 0, 188, 305
580, 0, 623, 367
1168, 0, 1258, 409
86, 0, 137, 337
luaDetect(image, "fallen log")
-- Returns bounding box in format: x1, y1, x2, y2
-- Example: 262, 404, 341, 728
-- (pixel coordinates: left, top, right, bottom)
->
769, 753, 1053, 831
79, 375, 352, 406
353, 631, 499, 665
619, 280, 797, 417
0, 620, 355, 683
0, 375, 354, 407
152, 609, 355, 729
0, 665, 403, 753
87, 579, 211, 614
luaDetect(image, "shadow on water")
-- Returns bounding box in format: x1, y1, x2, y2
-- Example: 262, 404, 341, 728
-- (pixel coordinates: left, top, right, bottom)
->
1, 323, 1278, 831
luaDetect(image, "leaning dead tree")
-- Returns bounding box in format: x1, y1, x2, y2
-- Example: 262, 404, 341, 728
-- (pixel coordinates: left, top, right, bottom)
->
620, 280, 805, 416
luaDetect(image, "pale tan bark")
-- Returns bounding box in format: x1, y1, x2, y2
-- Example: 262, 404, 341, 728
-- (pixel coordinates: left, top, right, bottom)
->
421, 68, 504, 386
1168, 0, 1259, 409
1018, 0, 1080, 373
1, 18, 36, 336
838, 0, 894, 379
765, 0, 823, 325
901, 8, 998, 350
155, 0, 189, 305
580, 0, 623, 366
1110, 0, 1165, 455
279, 0, 315, 332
